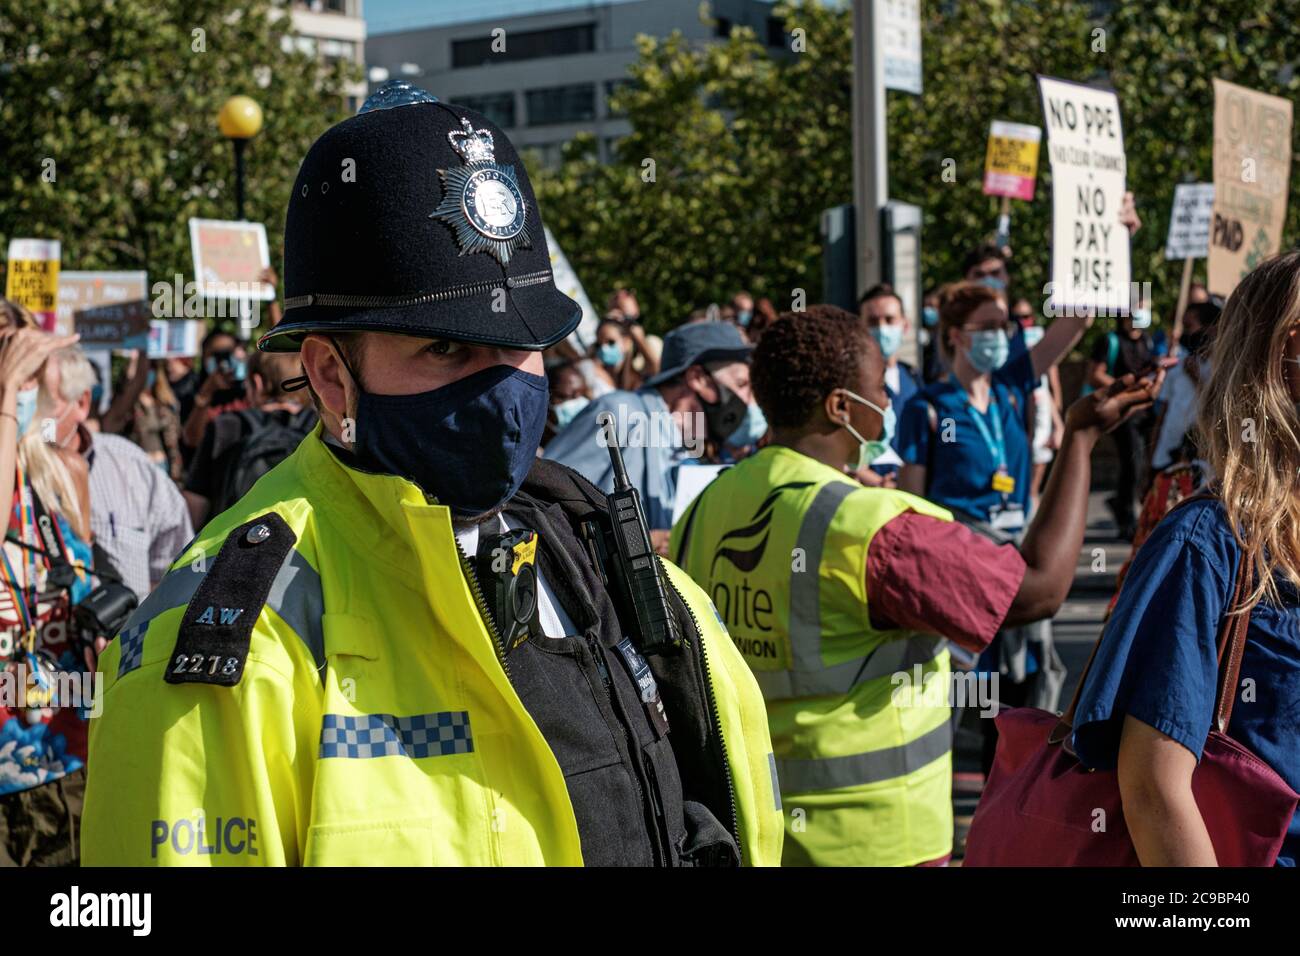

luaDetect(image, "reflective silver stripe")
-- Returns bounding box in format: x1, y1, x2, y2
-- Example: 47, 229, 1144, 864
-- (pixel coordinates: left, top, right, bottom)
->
116, 544, 325, 676
266, 548, 326, 671
787, 481, 856, 673
775, 718, 953, 794
754, 634, 947, 700
768, 752, 782, 811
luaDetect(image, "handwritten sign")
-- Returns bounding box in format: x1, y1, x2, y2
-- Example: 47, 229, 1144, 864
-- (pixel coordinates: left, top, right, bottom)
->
1164, 183, 1215, 261
75, 299, 152, 351
1208, 79, 1293, 296
1038, 76, 1130, 314
56, 271, 149, 337
4, 239, 61, 331
189, 219, 275, 300
983, 121, 1042, 201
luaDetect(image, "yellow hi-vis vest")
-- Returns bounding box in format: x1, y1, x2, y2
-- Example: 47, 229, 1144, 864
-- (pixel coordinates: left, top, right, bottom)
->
670, 445, 955, 867
81, 425, 782, 866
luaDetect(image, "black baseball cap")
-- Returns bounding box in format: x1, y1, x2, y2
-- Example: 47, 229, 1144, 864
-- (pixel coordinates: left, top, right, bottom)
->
259, 82, 580, 353
643, 321, 753, 388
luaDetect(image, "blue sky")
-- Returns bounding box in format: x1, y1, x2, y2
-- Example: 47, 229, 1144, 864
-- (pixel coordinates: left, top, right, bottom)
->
366, 0, 643, 35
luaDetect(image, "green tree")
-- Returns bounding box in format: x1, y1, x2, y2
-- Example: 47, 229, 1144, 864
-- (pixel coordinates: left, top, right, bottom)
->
0, 0, 355, 326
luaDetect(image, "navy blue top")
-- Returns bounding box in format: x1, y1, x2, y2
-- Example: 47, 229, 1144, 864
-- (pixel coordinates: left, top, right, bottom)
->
1073, 498, 1300, 866
897, 351, 1035, 522
870, 361, 923, 478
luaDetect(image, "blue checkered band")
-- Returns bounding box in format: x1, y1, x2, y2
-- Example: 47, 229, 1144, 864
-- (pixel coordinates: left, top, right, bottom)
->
116, 620, 150, 677
319, 712, 473, 760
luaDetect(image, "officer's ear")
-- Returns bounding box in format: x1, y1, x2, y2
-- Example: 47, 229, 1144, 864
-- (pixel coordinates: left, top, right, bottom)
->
301, 335, 353, 425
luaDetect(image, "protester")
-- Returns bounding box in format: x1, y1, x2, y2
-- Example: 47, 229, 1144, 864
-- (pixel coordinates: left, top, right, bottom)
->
182, 348, 317, 527
124, 358, 186, 481
1071, 252, 1300, 866
919, 288, 945, 382
898, 282, 1090, 767
591, 314, 656, 392
1012, 298, 1065, 509
546, 321, 763, 543
82, 90, 781, 866
39, 345, 193, 602
543, 360, 592, 447
732, 290, 755, 336
858, 283, 920, 486
0, 307, 94, 866
670, 306, 1162, 865
1148, 299, 1220, 477
746, 296, 779, 345
1087, 306, 1155, 541
179, 329, 250, 456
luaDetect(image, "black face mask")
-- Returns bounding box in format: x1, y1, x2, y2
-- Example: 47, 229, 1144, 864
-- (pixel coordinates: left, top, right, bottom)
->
699, 373, 747, 444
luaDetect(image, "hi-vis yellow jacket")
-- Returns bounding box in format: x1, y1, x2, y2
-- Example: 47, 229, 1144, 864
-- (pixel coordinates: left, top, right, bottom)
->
672, 445, 955, 867
81, 426, 782, 866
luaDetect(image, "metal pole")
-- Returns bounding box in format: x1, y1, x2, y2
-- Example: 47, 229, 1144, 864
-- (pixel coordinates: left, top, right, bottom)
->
233, 138, 248, 221
851, 0, 887, 297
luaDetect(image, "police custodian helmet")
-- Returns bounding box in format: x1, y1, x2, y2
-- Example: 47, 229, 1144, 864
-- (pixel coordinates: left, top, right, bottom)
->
259, 81, 581, 353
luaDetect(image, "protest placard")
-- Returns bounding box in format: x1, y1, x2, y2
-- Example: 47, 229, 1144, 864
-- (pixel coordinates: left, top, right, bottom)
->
4, 238, 61, 330
545, 225, 599, 350
56, 271, 149, 336
1038, 76, 1130, 315
1208, 79, 1293, 297
983, 121, 1042, 201
75, 299, 152, 351
1165, 183, 1215, 260
146, 319, 204, 359
189, 218, 275, 300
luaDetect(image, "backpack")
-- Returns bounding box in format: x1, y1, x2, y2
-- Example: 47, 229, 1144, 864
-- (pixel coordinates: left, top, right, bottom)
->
213, 408, 317, 512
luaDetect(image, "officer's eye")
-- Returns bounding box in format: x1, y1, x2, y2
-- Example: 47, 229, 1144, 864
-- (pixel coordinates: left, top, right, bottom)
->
425, 339, 463, 357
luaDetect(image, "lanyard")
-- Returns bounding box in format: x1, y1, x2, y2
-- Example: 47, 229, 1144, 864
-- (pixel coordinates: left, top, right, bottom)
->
950, 374, 1006, 470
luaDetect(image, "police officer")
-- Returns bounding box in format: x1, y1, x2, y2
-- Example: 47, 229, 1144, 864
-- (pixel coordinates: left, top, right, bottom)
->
82, 83, 782, 866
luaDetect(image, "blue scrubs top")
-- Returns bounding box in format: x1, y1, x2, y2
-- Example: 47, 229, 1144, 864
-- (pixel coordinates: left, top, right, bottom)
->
897, 351, 1035, 523
870, 361, 922, 478
1073, 498, 1300, 866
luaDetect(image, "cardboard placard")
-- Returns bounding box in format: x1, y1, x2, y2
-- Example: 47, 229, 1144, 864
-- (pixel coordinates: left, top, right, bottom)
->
1038, 76, 1130, 314
4, 238, 61, 331
75, 298, 152, 351
983, 121, 1042, 201
1208, 79, 1293, 296
188, 218, 275, 300
1164, 183, 1215, 261
56, 271, 149, 337
147, 319, 204, 359
545, 225, 599, 350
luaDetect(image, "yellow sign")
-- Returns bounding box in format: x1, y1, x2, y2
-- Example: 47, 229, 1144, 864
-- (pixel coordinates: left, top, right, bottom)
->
4, 238, 61, 331
983, 121, 1042, 201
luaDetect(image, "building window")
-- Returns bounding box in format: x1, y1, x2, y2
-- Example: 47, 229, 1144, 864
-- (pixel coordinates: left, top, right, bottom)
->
319, 38, 355, 64
714, 16, 733, 38
458, 92, 517, 129
526, 84, 596, 126
766, 16, 787, 48
451, 23, 595, 69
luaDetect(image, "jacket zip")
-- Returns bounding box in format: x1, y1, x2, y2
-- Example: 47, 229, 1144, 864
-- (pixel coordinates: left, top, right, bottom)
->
455, 537, 511, 680
585, 632, 669, 866
667, 575, 741, 864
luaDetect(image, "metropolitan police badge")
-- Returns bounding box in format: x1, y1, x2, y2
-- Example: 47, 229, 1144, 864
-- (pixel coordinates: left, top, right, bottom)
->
431, 117, 531, 268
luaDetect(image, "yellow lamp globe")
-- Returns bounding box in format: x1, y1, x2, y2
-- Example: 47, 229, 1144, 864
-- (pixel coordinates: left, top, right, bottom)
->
218, 96, 263, 140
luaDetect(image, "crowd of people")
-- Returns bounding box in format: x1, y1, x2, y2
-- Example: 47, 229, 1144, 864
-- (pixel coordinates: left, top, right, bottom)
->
4, 89, 1298, 870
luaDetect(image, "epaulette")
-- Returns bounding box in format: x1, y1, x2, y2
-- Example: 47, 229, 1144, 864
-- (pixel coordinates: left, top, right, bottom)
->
165, 513, 297, 687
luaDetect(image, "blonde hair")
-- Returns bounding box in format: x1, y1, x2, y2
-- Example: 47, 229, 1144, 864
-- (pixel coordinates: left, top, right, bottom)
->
1200, 250, 1300, 606
19, 346, 93, 542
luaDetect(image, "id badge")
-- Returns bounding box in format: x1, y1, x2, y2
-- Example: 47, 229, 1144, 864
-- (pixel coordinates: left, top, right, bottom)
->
989, 503, 1025, 532
991, 469, 1016, 494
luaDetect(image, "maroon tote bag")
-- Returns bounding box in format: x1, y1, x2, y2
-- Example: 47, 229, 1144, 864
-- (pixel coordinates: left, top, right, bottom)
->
965, 545, 1299, 866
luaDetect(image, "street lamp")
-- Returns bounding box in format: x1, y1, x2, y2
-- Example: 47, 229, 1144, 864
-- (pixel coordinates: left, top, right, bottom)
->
218, 95, 263, 221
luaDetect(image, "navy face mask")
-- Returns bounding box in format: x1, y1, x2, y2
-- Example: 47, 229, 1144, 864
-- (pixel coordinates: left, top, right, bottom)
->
346, 357, 549, 518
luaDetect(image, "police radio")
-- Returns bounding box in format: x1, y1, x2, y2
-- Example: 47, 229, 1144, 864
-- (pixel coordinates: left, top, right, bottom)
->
582, 413, 683, 655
